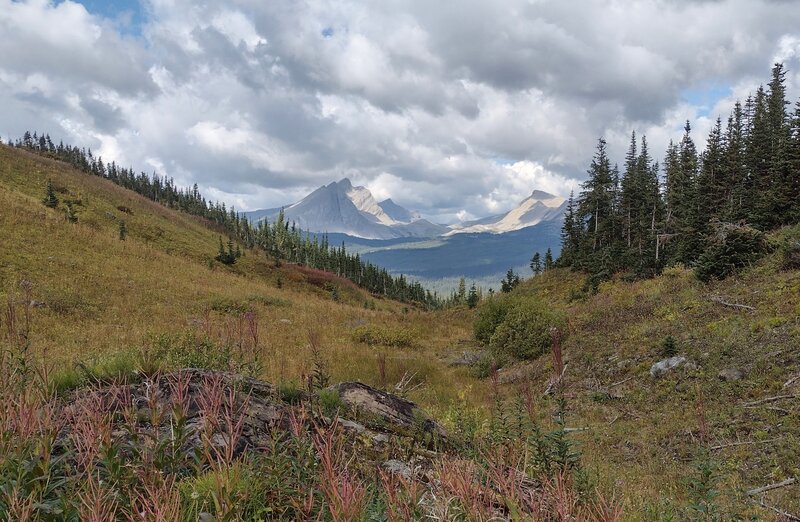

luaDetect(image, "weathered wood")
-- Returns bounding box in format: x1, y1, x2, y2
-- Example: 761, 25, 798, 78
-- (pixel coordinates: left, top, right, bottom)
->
747, 477, 796, 496
709, 295, 755, 312
710, 438, 781, 451
753, 499, 800, 521
742, 395, 797, 407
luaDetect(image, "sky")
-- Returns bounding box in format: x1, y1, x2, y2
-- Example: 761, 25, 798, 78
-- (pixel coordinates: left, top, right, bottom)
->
1, 0, 800, 223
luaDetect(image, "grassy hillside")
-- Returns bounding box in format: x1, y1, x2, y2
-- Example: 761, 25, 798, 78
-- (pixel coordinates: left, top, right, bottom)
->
489, 232, 800, 517
2, 142, 798, 519
0, 144, 481, 411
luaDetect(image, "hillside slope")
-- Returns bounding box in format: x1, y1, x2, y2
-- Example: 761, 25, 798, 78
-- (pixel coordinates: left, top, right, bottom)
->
492, 246, 800, 517
0, 144, 479, 410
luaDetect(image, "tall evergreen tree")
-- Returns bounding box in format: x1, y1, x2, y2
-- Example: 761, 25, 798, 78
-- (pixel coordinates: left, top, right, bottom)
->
558, 190, 580, 266
723, 102, 748, 221
530, 252, 542, 275
577, 139, 616, 257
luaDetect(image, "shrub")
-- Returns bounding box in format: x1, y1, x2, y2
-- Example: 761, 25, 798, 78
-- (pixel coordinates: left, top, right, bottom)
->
779, 237, 800, 270
489, 298, 566, 360
695, 220, 767, 282
351, 325, 414, 348
473, 295, 514, 343
469, 353, 506, 379
278, 381, 304, 404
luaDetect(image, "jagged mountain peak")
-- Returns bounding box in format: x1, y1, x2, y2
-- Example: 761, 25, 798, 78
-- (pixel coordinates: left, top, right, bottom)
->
446, 189, 566, 236
245, 178, 440, 239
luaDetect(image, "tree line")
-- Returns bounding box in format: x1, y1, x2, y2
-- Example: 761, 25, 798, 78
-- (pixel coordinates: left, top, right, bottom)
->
559, 63, 800, 284
9, 133, 441, 307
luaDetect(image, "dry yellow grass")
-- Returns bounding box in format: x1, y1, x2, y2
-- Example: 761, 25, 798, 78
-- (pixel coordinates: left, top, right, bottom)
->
0, 145, 486, 419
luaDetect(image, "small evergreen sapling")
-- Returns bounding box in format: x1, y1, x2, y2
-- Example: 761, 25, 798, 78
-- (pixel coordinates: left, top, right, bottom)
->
466, 284, 479, 309
215, 237, 238, 265
118, 220, 127, 241
42, 179, 59, 208
544, 248, 554, 270
500, 269, 520, 293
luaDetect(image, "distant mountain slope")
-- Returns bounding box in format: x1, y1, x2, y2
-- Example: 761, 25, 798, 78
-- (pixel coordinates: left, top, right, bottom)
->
358, 220, 562, 279
245, 179, 446, 239
378, 198, 421, 223
448, 190, 566, 235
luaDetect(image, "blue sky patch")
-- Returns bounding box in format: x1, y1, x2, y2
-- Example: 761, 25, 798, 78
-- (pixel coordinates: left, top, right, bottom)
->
67, 0, 146, 36
681, 83, 731, 117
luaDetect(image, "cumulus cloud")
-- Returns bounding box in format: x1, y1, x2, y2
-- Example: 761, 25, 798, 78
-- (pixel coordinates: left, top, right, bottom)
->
1, 0, 799, 220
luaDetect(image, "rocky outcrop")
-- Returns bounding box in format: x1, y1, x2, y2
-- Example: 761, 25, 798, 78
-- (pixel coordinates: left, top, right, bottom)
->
60, 369, 445, 467
329, 381, 448, 441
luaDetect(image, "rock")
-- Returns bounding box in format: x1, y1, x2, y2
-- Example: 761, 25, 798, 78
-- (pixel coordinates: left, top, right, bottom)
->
650, 356, 687, 378
329, 382, 447, 441
338, 418, 368, 435
382, 459, 414, 479
718, 368, 744, 382
447, 350, 484, 367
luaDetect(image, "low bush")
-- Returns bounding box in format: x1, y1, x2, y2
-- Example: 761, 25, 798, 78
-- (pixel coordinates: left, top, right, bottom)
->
474, 295, 566, 360
779, 237, 800, 270
145, 331, 232, 371
695, 220, 767, 282
473, 295, 514, 343
489, 298, 566, 360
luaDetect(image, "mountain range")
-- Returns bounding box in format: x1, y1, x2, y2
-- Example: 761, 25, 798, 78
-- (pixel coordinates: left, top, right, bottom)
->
244, 179, 566, 283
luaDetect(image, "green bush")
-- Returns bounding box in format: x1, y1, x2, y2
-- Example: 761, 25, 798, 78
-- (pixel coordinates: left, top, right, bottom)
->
695, 221, 767, 282
351, 325, 414, 348
473, 295, 514, 343
488, 298, 566, 360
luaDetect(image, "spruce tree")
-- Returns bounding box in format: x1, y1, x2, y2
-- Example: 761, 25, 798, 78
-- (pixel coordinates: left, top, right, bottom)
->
466, 284, 479, 309
544, 248, 554, 270
763, 63, 793, 227
42, 179, 59, 208
530, 252, 542, 275
457, 277, 467, 304
558, 190, 580, 266
577, 139, 616, 257
500, 269, 520, 293
119, 220, 127, 241
65, 201, 78, 223
723, 102, 747, 221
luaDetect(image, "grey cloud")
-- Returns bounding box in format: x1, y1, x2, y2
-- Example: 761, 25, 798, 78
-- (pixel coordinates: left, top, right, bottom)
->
80, 97, 127, 134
